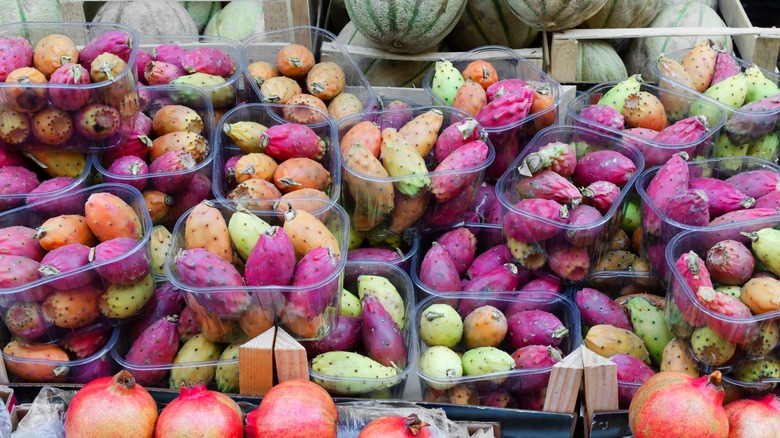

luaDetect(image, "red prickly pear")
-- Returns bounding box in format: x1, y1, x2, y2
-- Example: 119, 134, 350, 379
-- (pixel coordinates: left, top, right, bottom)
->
135, 49, 153, 84
148, 150, 197, 194
573, 150, 636, 188
430, 140, 489, 203
517, 141, 578, 178
0, 37, 32, 82
302, 315, 362, 358
724, 169, 780, 199
652, 115, 709, 144
503, 198, 569, 243
673, 251, 711, 326
38, 243, 96, 290
0, 165, 39, 210
575, 104, 624, 139
169, 173, 212, 222
4, 301, 49, 340
124, 315, 180, 386
0, 226, 45, 261
70, 355, 115, 384
181, 47, 235, 78
105, 155, 149, 191
689, 177, 755, 217
516, 170, 583, 206
92, 237, 151, 285
362, 295, 408, 368
60, 325, 112, 359
506, 310, 568, 350
75, 103, 121, 141
510, 345, 563, 392
49, 63, 91, 111
288, 247, 340, 320
79, 30, 133, 69
129, 282, 185, 341
695, 286, 757, 343
153, 44, 188, 65
433, 118, 484, 164
347, 247, 401, 264
175, 248, 251, 318
144, 61, 185, 85
245, 226, 296, 287
706, 240, 754, 286
521, 276, 563, 293
581, 181, 620, 214
754, 190, 780, 209
102, 113, 153, 165
260, 124, 326, 161
0, 148, 29, 168
437, 227, 477, 275
642, 152, 690, 236
466, 244, 512, 279
662, 189, 710, 228
610, 353, 655, 408
475, 88, 533, 128
575, 287, 632, 330
724, 95, 780, 145
710, 52, 740, 86
547, 240, 589, 282
485, 78, 528, 102
464, 263, 522, 293
423, 184, 475, 228
26, 177, 85, 217
565, 204, 603, 246
418, 243, 461, 292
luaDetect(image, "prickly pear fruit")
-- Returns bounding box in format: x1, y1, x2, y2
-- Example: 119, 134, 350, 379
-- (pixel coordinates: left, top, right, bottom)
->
503, 198, 568, 243
418, 243, 461, 292
310, 351, 398, 394
0, 226, 45, 262
461, 347, 515, 380
144, 61, 185, 85
740, 276, 780, 315
149, 225, 172, 276
723, 95, 780, 145
576, 287, 632, 330
260, 123, 325, 161
418, 346, 463, 390
743, 320, 780, 357
287, 247, 340, 319
434, 227, 477, 276
466, 244, 511, 280
303, 314, 362, 358
681, 40, 718, 92
129, 282, 184, 340
49, 63, 91, 111
327, 92, 363, 119
689, 177, 755, 217
432, 60, 464, 106
183, 201, 232, 263
216, 344, 240, 393
433, 118, 483, 164
85, 192, 143, 241
694, 73, 748, 121
573, 150, 636, 188
305, 62, 345, 101
734, 356, 780, 393
343, 144, 394, 231
462, 305, 507, 349
38, 243, 95, 290
92, 237, 151, 285
711, 51, 740, 86
244, 226, 296, 289
358, 275, 405, 329
744, 65, 780, 103
642, 152, 690, 235
418, 303, 463, 348
506, 310, 568, 350
623, 91, 668, 131
452, 80, 487, 116
104, 156, 149, 192
35, 214, 97, 251
361, 295, 407, 368
99, 274, 155, 319
517, 169, 583, 207
282, 206, 341, 258
0, 165, 38, 210
548, 239, 590, 282
744, 228, 780, 278
690, 325, 736, 366
181, 47, 235, 77
517, 141, 578, 178
597, 74, 643, 113
125, 315, 180, 385
177, 306, 200, 342
696, 286, 757, 343
475, 88, 533, 128
170, 333, 222, 390
611, 353, 655, 407
398, 109, 444, 157
42, 285, 100, 328
663, 189, 710, 229
430, 139, 488, 203
706, 239, 754, 285
175, 249, 251, 318
3, 341, 70, 382
171, 72, 236, 108
660, 338, 698, 376
626, 297, 674, 367
0, 37, 32, 82
4, 302, 49, 340
380, 127, 430, 196
584, 324, 651, 365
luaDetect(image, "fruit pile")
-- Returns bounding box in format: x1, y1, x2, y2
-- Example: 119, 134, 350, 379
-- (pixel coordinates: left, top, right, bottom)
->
0, 29, 139, 152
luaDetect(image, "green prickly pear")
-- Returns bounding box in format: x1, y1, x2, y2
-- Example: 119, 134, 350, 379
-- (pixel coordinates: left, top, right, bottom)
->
310, 351, 398, 395
714, 132, 749, 172
340, 289, 362, 317
621, 197, 641, 234
419, 303, 463, 348
693, 72, 748, 122
170, 333, 222, 389
715, 285, 743, 299
99, 274, 155, 319
419, 346, 463, 390
744, 65, 780, 103
597, 74, 642, 113
690, 326, 736, 366
358, 275, 404, 329
380, 128, 430, 196
461, 347, 515, 383
747, 132, 779, 162
744, 320, 779, 357
743, 228, 780, 276
734, 355, 780, 393
172, 72, 236, 108
432, 60, 465, 106
626, 297, 673, 367
347, 224, 363, 250
149, 225, 172, 276
228, 208, 271, 261
215, 343, 239, 393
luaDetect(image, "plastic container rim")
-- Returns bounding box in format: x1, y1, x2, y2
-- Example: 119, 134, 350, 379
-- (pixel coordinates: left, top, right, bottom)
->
0, 153, 94, 203
2, 326, 119, 367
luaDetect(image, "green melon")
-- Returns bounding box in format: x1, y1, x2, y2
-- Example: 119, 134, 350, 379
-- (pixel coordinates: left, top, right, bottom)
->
504, 0, 609, 31
584, 0, 662, 29
0, 0, 62, 25
624, 2, 732, 81
204, 1, 265, 41
93, 2, 199, 36
662, 0, 718, 9
181, 1, 222, 33
576, 40, 628, 82
345, 0, 467, 54
447, 0, 539, 50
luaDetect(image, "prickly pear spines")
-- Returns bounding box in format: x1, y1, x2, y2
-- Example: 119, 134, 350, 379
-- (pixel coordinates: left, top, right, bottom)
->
690, 325, 736, 366
432, 60, 464, 106
575, 287, 632, 330
597, 74, 643, 113
626, 297, 674, 367
623, 91, 668, 131
681, 39, 718, 92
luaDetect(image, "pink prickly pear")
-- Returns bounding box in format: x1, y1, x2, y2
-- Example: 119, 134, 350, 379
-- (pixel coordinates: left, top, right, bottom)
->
102, 113, 153, 165
244, 226, 296, 287
485, 129, 520, 180
436, 227, 477, 275
26, 177, 85, 216
433, 118, 484, 164
546, 239, 589, 282
223, 155, 241, 188
463, 263, 522, 293
0, 226, 45, 261
724, 94, 780, 144
124, 315, 180, 386
418, 243, 461, 292
695, 286, 757, 343
129, 282, 185, 341
92, 237, 151, 285
0, 166, 39, 210
175, 248, 251, 318
581, 180, 620, 214
517, 141, 578, 178
710, 52, 740, 86
576, 104, 624, 139
0, 148, 29, 168
49, 63, 91, 111
575, 287, 632, 330
510, 345, 563, 392
105, 155, 149, 191
361, 295, 407, 368
260, 123, 326, 161
79, 30, 134, 68
475, 88, 533, 128
38, 243, 96, 290
623, 127, 659, 155
673, 251, 711, 326
148, 150, 197, 194
169, 173, 213, 222
642, 152, 690, 236
466, 244, 512, 279
423, 183, 475, 228
724, 169, 780, 199
573, 150, 636, 188
705, 240, 754, 286
610, 353, 655, 408
0, 255, 49, 303
70, 355, 115, 384
430, 139, 489, 203
662, 189, 710, 229
506, 309, 568, 350
181, 47, 235, 78
485, 79, 529, 102
689, 177, 755, 217
565, 204, 603, 247
470, 182, 498, 223
60, 325, 112, 359
754, 190, 780, 209
135, 49, 153, 84
153, 44, 189, 65
521, 276, 562, 294
287, 247, 340, 319
503, 198, 569, 243
144, 61, 186, 85
347, 247, 401, 263
706, 208, 780, 246
517, 170, 583, 207
177, 306, 200, 341
0, 37, 32, 82
373, 101, 414, 131
652, 115, 709, 144
302, 315, 362, 358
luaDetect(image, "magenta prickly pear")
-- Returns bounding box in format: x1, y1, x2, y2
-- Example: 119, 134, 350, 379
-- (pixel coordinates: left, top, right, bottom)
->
430, 140, 489, 203
565, 204, 603, 246
475, 88, 533, 128
260, 123, 325, 161
175, 248, 251, 318
0, 226, 45, 261
75, 103, 121, 141
754, 190, 780, 209
709, 207, 780, 228
0, 166, 39, 210
361, 295, 407, 368
518, 141, 577, 178
689, 177, 755, 217
287, 247, 340, 319
0, 255, 48, 303
485, 79, 529, 102
129, 282, 184, 341
471, 182, 500, 224
510, 345, 563, 392
623, 127, 658, 155
70, 355, 115, 384
4, 302, 49, 340
436, 227, 477, 275
506, 309, 568, 350
102, 113, 153, 165
244, 226, 296, 287
92, 237, 151, 285
303, 315, 362, 358
177, 306, 200, 341
576, 104, 624, 137
724, 95, 780, 145
144, 61, 186, 85
673, 251, 711, 326
503, 198, 568, 243
573, 150, 636, 188
105, 155, 149, 191
125, 315, 180, 386
516, 170, 583, 206
135, 49, 153, 84
485, 129, 520, 180
725, 169, 780, 199
610, 353, 655, 407
224, 155, 241, 188
79, 30, 134, 68
38, 243, 96, 290
652, 115, 709, 144
60, 326, 112, 359
663, 189, 710, 228
433, 118, 484, 164
347, 247, 402, 263
169, 173, 212, 222
464, 263, 521, 293
0, 36, 32, 82
575, 287, 632, 330
148, 150, 197, 194
642, 152, 690, 236
466, 244, 512, 279
522, 276, 562, 293
706, 240, 754, 286
547, 239, 589, 282
153, 44, 188, 65
26, 176, 85, 216
423, 184, 475, 228
581, 181, 620, 214
710, 52, 740, 86
418, 243, 461, 292
49, 63, 91, 111
0, 148, 29, 168
181, 47, 235, 78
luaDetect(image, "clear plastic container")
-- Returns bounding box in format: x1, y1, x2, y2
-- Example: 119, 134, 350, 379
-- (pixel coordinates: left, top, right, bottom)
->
414, 292, 581, 409
165, 198, 349, 343
337, 106, 495, 236
422, 46, 562, 180
566, 81, 727, 166
652, 48, 780, 158
139, 34, 242, 110
240, 26, 375, 121
665, 216, 780, 382
571, 272, 665, 303
212, 103, 340, 208
346, 230, 419, 276
0, 183, 153, 342
496, 125, 645, 284
0, 22, 140, 152
2, 326, 119, 384
307, 261, 415, 399
636, 156, 780, 281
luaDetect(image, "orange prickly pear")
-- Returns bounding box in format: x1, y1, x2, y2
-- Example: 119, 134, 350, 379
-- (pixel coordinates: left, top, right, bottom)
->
24, 150, 86, 178
388, 190, 430, 234
246, 60, 279, 86
85, 192, 144, 241
184, 200, 233, 263
681, 39, 718, 93
276, 43, 315, 80
623, 91, 668, 131
272, 157, 331, 194
149, 131, 210, 163
283, 94, 329, 124
462, 60, 499, 90
5, 67, 47, 113
3, 341, 70, 382
344, 144, 394, 231
398, 109, 444, 157
259, 76, 301, 104
234, 153, 278, 183
90, 53, 126, 82
282, 205, 341, 259
35, 214, 98, 251
452, 80, 487, 116
530, 85, 558, 132
340, 121, 381, 159
306, 62, 346, 101
227, 178, 282, 211
152, 105, 203, 136
33, 34, 79, 78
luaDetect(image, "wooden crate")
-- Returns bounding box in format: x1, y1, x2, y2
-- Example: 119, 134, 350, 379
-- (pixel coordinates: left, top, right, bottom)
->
546, 0, 780, 83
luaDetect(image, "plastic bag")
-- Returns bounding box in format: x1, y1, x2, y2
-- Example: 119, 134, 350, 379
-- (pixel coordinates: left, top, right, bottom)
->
11, 387, 75, 438
0, 395, 10, 438
336, 400, 473, 438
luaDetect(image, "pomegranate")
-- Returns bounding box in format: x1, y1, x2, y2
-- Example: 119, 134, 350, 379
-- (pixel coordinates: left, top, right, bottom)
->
65, 370, 158, 438
725, 394, 780, 437
245, 379, 337, 438
155, 382, 242, 437
358, 414, 432, 437
629, 371, 728, 438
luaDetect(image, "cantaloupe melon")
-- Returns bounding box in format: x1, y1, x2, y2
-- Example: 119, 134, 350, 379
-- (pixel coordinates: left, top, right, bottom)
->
504, 0, 609, 31
93, 2, 199, 36
181, 1, 222, 33
584, 0, 662, 29
204, 1, 265, 41
576, 40, 628, 82
447, 0, 539, 50
0, 0, 63, 26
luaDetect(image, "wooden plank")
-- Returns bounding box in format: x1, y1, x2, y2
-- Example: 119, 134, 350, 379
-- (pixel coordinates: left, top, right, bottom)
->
543, 346, 583, 414
273, 327, 309, 382
239, 326, 276, 396
10, 404, 29, 432
550, 39, 579, 85
582, 346, 618, 438
340, 45, 543, 63
554, 27, 780, 41
719, 0, 756, 61
558, 85, 577, 121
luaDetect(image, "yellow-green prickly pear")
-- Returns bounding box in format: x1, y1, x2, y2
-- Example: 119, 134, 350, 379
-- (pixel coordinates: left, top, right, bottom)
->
597, 74, 642, 113
380, 128, 430, 196
228, 207, 271, 261
584, 324, 651, 365
358, 275, 405, 329
340, 289, 362, 317
149, 225, 172, 276
745, 65, 780, 103
743, 228, 780, 277
310, 351, 398, 395
747, 132, 779, 162
432, 60, 464, 106
714, 132, 749, 172
626, 297, 673, 367
347, 224, 363, 250
693, 73, 748, 123
170, 334, 222, 389
99, 275, 155, 319
215, 343, 239, 393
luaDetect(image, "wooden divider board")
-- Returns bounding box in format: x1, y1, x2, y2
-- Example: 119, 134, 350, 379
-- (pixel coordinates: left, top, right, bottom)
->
273, 328, 309, 382
543, 346, 583, 414
239, 326, 276, 396
581, 346, 618, 438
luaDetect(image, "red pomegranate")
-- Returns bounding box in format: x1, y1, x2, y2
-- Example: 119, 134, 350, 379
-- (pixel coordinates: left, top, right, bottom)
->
64, 370, 158, 438
155, 382, 243, 438
725, 394, 780, 437
245, 379, 337, 438
629, 371, 728, 438
358, 414, 432, 437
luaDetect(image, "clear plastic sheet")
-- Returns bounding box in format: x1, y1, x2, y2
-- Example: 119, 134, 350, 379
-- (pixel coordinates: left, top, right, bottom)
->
11, 387, 75, 438
0, 394, 9, 438
336, 400, 477, 438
